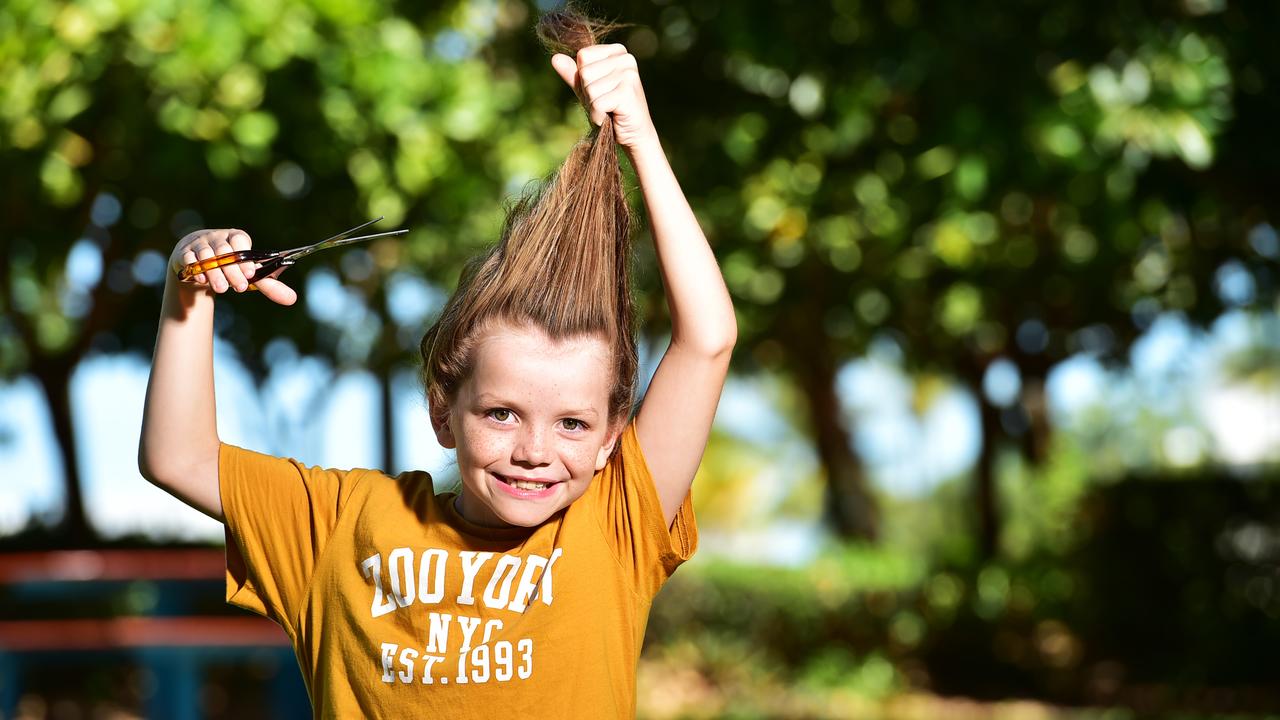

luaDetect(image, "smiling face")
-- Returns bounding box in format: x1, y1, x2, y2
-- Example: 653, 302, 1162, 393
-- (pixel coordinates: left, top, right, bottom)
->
432, 318, 623, 528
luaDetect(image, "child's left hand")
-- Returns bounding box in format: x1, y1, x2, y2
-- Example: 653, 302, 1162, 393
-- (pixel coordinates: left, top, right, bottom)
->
551, 44, 658, 152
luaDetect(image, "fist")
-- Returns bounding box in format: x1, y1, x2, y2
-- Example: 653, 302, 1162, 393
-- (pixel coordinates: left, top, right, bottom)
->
169, 228, 297, 306
551, 43, 658, 152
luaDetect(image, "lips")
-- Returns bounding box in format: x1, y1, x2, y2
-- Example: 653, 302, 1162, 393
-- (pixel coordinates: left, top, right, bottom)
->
492, 472, 561, 499
495, 473, 557, 490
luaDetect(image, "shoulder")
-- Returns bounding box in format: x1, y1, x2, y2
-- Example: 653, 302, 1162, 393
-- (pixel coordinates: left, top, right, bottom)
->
340, 466, 444, 521
345, 466, 437, 502
581, 419, 649, 507
609, 420, 649, 477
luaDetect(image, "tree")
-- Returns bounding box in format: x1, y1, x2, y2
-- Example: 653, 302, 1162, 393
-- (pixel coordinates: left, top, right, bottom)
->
3, 0, 1276, 549
0, 0, 580, 540
567, 0, 1278, 547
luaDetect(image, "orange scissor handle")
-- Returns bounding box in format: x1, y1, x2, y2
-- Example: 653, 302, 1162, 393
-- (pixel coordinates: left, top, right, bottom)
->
175, 250, 279, 284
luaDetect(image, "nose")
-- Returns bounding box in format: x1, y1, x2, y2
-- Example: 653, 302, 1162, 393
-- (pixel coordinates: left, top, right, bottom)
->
512, 424, 551, 466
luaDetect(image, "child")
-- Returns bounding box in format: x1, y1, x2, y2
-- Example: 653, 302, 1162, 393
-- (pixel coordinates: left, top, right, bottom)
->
138, 7, 735, 717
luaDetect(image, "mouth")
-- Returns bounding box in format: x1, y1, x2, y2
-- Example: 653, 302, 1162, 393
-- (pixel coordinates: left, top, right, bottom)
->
492, 472, 561, 499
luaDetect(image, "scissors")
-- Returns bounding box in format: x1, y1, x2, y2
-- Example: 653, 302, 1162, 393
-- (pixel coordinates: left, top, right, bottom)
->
174, 217, 408, 287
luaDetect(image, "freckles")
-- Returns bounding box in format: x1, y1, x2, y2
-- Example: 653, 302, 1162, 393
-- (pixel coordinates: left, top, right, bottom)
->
470, 436, 506, 462
569, 446, 598, 475
457, 424, 502, 466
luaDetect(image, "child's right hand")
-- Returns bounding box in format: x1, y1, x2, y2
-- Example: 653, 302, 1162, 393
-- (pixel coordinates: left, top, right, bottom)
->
169, 228, 297, 306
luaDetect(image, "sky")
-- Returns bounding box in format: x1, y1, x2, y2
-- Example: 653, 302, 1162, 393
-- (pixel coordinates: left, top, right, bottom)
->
0, 306, 1277, 548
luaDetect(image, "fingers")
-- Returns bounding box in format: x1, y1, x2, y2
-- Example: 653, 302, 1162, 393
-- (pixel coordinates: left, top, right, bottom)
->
194, 244, 224, 292
557, 46, 638, 126
252, 270, 298, 306
575, 43, 628, 68
552, 44, 634, 101
581, 71, 627, 125
585, 84, 630, 127
174, 228, 254, 295
180, 246, 205, 285
229, 230, 256, 283
551, 53, 578, 92
575, 49, 636, 90
210, 230, 248, 292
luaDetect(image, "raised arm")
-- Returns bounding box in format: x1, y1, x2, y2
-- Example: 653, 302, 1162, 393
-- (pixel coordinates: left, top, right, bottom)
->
138, 229, 296, 521
552, 45, 737, 527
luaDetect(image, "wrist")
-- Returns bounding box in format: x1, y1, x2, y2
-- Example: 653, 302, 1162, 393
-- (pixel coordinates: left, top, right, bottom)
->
163, 276, 214, 317
623, 131, 664, 162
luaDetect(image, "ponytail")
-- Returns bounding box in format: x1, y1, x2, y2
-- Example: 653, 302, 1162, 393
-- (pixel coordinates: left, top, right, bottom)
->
420, 4, 639, 433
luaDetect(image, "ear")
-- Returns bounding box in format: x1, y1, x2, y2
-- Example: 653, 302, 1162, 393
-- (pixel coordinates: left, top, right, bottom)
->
594, 421, 624, 472
430, 403, 456, 449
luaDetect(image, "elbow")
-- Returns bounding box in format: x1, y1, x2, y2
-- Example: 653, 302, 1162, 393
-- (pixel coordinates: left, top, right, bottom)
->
137, 443, 160, 487
722, 320, 739, 355
715, 300, 739, 356
674, 324, 737, 360
671, 301, 738, 358
707, 314, 738, 358
137, 425, 220, 488
708, 330, 736, 361
137, 440, 179, 489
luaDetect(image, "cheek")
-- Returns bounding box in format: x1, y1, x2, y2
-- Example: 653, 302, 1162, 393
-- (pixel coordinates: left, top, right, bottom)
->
566, 443, 602, 476
456, 422, 507, 465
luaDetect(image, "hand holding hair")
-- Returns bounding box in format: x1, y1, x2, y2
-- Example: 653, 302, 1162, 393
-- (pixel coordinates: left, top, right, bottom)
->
551, 44, 659, 153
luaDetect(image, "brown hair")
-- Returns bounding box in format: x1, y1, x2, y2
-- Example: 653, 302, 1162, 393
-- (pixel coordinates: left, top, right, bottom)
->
418, 5, 638, 440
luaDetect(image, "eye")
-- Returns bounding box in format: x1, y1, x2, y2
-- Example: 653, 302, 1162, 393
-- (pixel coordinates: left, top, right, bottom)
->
487, 408, 514, 423
562, 418, 587, 432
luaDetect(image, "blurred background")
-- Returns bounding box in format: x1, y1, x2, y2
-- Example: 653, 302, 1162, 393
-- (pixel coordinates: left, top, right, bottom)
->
1, 0, 1278, 717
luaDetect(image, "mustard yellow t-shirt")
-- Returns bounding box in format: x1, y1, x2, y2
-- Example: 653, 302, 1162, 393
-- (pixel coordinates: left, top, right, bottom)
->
219, 420, 697, 718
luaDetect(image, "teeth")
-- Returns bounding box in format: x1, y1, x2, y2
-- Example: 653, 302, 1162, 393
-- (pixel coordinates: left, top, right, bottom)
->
505, 477, 550, 491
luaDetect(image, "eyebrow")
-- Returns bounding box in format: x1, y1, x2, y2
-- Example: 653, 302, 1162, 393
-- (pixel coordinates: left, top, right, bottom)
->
475, 394, 599, 418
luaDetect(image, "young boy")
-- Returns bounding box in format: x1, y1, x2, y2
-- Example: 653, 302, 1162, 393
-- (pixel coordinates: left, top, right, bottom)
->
139, 8, 735, 716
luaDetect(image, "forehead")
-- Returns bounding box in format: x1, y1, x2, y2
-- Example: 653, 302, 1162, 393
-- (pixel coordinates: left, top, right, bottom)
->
465, 321, 612, 410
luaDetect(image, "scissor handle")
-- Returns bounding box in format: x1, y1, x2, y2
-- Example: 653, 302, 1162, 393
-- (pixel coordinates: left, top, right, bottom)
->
246, 253, 295, 285
176, 250, 280, 282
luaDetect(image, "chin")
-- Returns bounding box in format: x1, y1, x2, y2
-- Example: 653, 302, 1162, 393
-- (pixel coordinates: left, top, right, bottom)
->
495, 503, 559, 528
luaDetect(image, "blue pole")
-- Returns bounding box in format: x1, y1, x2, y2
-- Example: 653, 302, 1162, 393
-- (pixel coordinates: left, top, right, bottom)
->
0, 653, 20, 719
142, 649, 199, 720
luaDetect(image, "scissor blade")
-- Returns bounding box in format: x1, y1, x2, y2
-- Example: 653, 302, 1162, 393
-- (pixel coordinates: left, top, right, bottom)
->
282, 226, 408, 264
322, 228, 409, 250
282, 217, 387, 261
315, 217, 384, 247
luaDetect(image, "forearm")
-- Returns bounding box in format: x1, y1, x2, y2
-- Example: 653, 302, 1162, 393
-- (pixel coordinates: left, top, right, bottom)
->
138, 278, 222, 517
626, 135, 737, 354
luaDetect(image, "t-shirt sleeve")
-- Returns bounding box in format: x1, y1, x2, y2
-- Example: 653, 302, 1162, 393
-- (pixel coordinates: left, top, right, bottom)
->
219, 442, 356, 637
590, 419, 698, 598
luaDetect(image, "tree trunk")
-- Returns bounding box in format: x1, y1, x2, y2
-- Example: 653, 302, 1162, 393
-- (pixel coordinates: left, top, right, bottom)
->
34, 360, 92, 545
795, 347, 879, 542
1019, 375, 1052, 465
378, 364, 396, 474
974, 390, 1002, 560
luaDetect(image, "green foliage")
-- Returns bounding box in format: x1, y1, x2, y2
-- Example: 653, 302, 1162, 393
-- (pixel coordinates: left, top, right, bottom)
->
4, 0, 1278, 538
650, 467, 1280, 714
796, 648, 901, 698
607, 0, 1278, 539
7, 0, 1270, 380
0, 0, 585, 382
999, 435, 1095, 561
626, 0, 1274, 383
